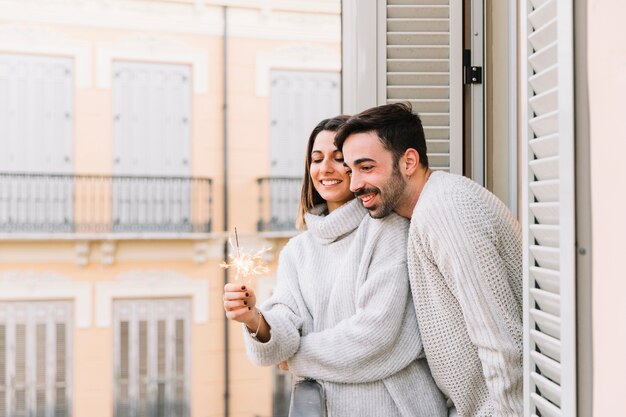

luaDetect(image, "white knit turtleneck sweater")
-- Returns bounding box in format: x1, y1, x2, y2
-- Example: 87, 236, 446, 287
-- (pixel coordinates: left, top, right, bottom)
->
244, 199, 447, 417
408, 171, 523, 417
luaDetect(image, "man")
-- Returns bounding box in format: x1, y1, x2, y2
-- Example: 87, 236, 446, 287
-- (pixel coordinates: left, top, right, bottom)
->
335, 102, 523, 417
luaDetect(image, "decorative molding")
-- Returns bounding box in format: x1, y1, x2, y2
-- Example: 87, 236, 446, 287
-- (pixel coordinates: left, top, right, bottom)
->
96, 34, 209, 93
255, 44, 341, 96
0, 1, 340, 41
0, 24, 92, 88
95, 269, 209, 327
100, 241, 116, 266
0, 270, 92, 328
74, 241, 91, 267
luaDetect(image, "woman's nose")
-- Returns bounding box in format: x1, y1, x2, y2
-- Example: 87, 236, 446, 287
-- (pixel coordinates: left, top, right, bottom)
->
320, 158, 334, 173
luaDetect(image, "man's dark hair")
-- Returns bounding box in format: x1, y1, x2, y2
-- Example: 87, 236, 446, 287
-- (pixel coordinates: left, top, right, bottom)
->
335, 102, 428, 168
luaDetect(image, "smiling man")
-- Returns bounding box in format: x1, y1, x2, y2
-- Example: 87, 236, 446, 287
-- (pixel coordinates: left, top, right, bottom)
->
335, 103, 523, 417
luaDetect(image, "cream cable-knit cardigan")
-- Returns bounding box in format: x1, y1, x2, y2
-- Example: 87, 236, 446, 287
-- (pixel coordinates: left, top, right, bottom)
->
408, 171, 523, 417
244, 199, 447, 417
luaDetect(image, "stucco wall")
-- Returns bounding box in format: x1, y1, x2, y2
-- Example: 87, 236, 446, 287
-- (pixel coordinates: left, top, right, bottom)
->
588, 0, 626, 413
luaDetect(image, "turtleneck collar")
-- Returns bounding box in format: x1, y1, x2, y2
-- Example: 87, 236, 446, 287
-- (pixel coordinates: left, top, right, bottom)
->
304, 198, 367, 245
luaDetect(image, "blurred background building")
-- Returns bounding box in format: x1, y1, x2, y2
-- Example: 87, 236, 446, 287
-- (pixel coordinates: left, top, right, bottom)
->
0, 1, 340, 416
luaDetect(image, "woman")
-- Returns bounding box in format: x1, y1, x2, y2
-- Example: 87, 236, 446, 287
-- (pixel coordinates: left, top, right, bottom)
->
223, 116, 446, 417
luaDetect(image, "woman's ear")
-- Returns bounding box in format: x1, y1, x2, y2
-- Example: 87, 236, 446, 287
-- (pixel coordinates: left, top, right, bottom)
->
403, 148, 420, 177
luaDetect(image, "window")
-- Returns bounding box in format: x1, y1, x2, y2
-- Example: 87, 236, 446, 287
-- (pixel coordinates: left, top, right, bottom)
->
113, 298, 190, 417
0, 301, 73, 417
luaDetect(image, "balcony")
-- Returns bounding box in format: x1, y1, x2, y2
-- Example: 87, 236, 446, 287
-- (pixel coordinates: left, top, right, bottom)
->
0, 172, 213, 235
256, 176, 302, 232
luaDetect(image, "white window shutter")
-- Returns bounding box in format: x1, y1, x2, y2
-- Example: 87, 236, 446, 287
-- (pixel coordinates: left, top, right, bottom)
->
0, 301, 72, 417
521, 0, 576, 416
383, 0, 463, 174
113, 299, 190, 417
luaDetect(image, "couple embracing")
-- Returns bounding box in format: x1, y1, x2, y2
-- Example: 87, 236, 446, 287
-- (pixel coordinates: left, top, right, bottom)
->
223, 103, 523, 417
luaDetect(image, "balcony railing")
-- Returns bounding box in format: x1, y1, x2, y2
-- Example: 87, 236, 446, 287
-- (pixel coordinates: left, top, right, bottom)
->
256, 176, 302, 232
0, 172, 212, 234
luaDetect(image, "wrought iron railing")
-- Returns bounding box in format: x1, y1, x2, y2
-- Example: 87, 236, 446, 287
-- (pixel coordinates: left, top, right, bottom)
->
256, 176, 302, 232
0, 172, 212, 233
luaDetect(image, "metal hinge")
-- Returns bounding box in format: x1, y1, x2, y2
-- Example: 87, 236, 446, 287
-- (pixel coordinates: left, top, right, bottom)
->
464, 49, 483, 84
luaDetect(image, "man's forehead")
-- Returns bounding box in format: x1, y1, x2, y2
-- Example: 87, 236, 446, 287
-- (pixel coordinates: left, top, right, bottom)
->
343, 132, 389, 163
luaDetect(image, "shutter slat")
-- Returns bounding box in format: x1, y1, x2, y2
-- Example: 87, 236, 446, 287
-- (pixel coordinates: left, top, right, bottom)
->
529, 133, 559, 159
387, 86, 449, 99
388, 0, 449, 5
386, 18, 448, 32
529, 18, 558, 51
530, 392, 562, 417
529, 42, 558, 73
531, 309, 561, 340
529, 87, 558, 115
529, 111, 559, 136
531, 266, 561, 293
529, 224, 559, 247
529, 155, 559, 181
529, 179, 559, 203
387, 59, 449, 72
531, 330, 561, 362
387, 5, 448, 19
388, 45, 449, 59
528, 0, 557, 29
530, 245, 559, 270
530, 202, 559, 225
529, 0, 550, 9
387, 33, 449, 45
387, 72, 449, 85
529, 65, 558, 94
530, 351, 562, 385
531, 372, 562, 407
530, 288, 561, 316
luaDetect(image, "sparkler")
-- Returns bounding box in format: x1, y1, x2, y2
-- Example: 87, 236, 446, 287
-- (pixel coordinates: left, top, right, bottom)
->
219, 228, 271, 282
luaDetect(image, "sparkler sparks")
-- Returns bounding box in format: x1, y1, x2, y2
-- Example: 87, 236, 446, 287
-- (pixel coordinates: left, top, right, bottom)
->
219, 228, 271, 282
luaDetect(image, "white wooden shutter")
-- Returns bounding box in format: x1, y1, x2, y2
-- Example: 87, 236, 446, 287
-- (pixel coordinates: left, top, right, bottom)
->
270, 70, 341, 177
113, 298, 190, 417
269, 70, 340, 229
383, 0, 463, 173
520, 0, 576, 416
112, 62, 192, 231
112, 62, 191, 177
0, 301, 72, 417
0, 54, 73, 174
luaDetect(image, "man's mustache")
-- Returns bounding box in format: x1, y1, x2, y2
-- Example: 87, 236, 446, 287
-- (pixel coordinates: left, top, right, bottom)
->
354, 187, 380, 197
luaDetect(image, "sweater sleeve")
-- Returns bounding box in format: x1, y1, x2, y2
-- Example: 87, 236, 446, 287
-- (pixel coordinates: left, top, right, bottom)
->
287, 257, 421, 384
414, 192, 523, 415
242, 247, 305, 367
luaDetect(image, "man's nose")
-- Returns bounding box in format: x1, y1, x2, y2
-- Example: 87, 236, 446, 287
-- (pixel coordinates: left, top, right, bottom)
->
349, 172, 361, 193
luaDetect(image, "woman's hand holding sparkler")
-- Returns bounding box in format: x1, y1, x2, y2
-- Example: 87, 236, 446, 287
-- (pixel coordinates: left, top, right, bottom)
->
223, 283, 271, 342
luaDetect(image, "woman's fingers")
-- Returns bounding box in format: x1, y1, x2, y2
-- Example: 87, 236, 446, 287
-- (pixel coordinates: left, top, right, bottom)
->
224, 283, 248, 292
223, 284, 258, 324
224, 299, 250, 311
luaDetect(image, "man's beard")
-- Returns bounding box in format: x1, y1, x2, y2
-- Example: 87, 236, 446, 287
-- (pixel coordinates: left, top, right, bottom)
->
355, 166, 406, 219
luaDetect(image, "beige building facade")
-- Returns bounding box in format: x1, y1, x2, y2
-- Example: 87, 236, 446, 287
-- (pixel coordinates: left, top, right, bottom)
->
0, 1, 341, 417
2, 1, 626, 417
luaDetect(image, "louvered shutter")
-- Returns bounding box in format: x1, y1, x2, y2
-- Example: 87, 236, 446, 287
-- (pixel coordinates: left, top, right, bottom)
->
384, 0, 463, 173
113, 299, 190, 417
0, 301, 72, 417
521, 0, 576, 416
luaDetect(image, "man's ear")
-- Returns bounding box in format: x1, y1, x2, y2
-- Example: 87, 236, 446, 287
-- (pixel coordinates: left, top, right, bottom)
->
402, 148, 420, 177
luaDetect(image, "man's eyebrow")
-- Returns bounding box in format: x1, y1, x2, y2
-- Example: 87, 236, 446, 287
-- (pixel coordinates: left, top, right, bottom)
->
353, 157, 376, 165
